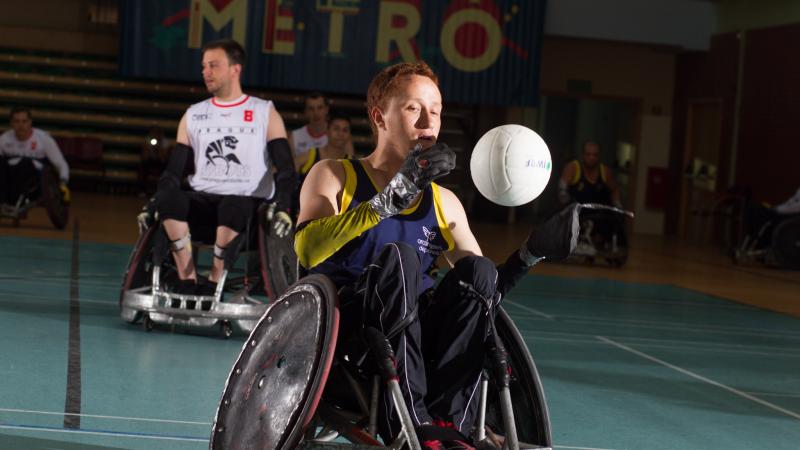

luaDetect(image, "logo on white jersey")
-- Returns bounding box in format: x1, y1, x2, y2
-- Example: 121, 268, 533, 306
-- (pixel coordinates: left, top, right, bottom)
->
205, 136, 242, 175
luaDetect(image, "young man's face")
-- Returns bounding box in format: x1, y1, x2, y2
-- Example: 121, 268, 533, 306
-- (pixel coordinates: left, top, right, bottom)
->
201, 48, 239, 96
378, 74, 442, 151
327, 118, 351, 149
582, 143, 601, 169
304, 97, 329, 125
10, 111, 33, 140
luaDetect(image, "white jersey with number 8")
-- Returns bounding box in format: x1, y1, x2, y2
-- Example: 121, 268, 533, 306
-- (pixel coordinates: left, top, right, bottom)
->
186, 95, 274, 199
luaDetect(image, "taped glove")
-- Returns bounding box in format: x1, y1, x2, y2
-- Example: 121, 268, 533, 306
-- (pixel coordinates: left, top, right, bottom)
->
272, 210, 293, 238
266, 203, 293, 238
523, 203, 581, 262
369, 142, 456, 219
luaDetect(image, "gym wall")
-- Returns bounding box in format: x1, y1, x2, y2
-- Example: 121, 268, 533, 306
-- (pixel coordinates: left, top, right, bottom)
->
0, 0, 118, 55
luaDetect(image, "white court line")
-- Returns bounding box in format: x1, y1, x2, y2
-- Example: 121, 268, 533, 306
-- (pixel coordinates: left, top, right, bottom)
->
512, 289, 753, 311
0, 294, 119, 308
513, 314, 800, 340
512, 309, 800, 337
596, 336, 800, 421
504, 300, 554, 320
0, 424, 208, 442
0, 407, 211, 425
557, 313, 800, 336
744, 391, 800, 399
554, 444, 620, 450
519, 334, 800, 359
520, 328, 800, 353
516, 328, 800, 356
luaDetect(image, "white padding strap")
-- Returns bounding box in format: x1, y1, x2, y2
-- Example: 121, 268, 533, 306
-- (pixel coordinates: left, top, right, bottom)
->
170, 233, 191, 252
519, 246, 545, 267
213, 244, 227, 260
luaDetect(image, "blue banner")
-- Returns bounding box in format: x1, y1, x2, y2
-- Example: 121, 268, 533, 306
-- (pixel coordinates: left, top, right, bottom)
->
120, 0, 546, 106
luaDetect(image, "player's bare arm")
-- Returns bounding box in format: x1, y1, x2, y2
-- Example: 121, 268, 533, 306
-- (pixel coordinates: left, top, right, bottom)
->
267, 105, 288, 141
439, 185, 482, 266
176, 112, 189, 145
297, 159, 346, 225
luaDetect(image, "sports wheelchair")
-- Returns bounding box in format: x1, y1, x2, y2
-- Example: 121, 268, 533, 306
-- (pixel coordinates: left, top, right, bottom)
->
570, 204, 631, 268
119, 202, 297, 337
210, 274, 553, 450
0, 162, 69, 229
733, 214, 800, 270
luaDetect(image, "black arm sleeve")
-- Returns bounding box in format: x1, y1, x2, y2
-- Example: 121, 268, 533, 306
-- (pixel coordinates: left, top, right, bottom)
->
268, 137, 297, 213
496, 249, 531, 298
157, 143, 195, 192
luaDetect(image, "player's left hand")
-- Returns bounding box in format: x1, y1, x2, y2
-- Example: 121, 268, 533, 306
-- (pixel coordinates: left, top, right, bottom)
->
59, 183, 71, 203
525, 203, 581, 261
270, 209, 293, 238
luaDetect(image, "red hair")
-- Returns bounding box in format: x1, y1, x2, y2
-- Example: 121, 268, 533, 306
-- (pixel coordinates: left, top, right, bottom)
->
366, 62, 439, 135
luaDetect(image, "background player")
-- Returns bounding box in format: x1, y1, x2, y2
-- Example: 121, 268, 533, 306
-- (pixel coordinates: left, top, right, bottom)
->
153, 38, 295, 295
0, 107, 70, 213
294, 110, 352, 184
289, 92, 331, 158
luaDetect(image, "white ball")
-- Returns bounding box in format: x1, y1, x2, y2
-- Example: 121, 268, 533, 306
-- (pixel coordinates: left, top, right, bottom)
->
470, 125, 552, 207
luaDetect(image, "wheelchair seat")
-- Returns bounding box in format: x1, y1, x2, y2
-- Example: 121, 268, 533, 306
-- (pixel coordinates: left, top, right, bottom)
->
210, 274, 553, 449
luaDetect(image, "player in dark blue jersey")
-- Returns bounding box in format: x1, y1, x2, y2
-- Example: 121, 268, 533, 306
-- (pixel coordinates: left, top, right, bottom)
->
295, 62, 579, 449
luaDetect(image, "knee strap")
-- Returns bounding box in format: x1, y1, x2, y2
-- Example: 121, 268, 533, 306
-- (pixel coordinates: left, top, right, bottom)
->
458, 280, 501, 311
213, 244, 227, 260
170, 233, 192, 252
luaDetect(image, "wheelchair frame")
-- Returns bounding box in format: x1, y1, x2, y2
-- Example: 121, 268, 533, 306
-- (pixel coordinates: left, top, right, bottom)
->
734, 215, 800, 270
211, 274, 553, 450
119, 204, 297, 336
0, 163, 69, 229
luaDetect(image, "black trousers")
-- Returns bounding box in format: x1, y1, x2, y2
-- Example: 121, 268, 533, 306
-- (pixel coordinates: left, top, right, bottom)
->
154, 187, 258, 234
0, 158, 40, 205
338, 242, 499, 440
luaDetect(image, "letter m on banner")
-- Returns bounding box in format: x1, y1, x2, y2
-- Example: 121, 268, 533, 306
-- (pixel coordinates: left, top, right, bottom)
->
188, 0, 248, 48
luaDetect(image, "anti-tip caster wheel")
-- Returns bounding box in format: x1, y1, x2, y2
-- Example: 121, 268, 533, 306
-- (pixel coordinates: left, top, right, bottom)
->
220, 321, 233, 339
143, 315, 155, 332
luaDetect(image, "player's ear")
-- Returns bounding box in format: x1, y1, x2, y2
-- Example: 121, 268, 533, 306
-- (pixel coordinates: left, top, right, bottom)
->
369, 106, 386, 132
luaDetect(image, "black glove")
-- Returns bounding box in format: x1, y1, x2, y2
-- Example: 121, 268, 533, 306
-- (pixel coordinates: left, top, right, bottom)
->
369, 143, 456, 218
524, 203, 581, 261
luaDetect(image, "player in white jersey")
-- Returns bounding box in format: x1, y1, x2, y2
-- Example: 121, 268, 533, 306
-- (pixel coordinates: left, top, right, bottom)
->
0, 107, 70, 210
152, 39, 296, 295
289, 92, 329, 158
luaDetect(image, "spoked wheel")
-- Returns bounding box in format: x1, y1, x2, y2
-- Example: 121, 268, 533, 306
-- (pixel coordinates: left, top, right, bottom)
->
211, 274, 339, 450
40, 166, 69, 230
119, 226, 177, 323
772, 217, 800, 270
259, 213, 298, 300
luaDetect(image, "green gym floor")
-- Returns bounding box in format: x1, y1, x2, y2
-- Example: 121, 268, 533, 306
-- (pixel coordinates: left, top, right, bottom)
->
0, 231, 798, 450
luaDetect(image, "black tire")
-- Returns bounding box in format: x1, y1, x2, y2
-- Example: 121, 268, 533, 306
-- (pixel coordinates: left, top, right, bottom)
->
40, 166, 69, 230
771, 216, 800, 270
